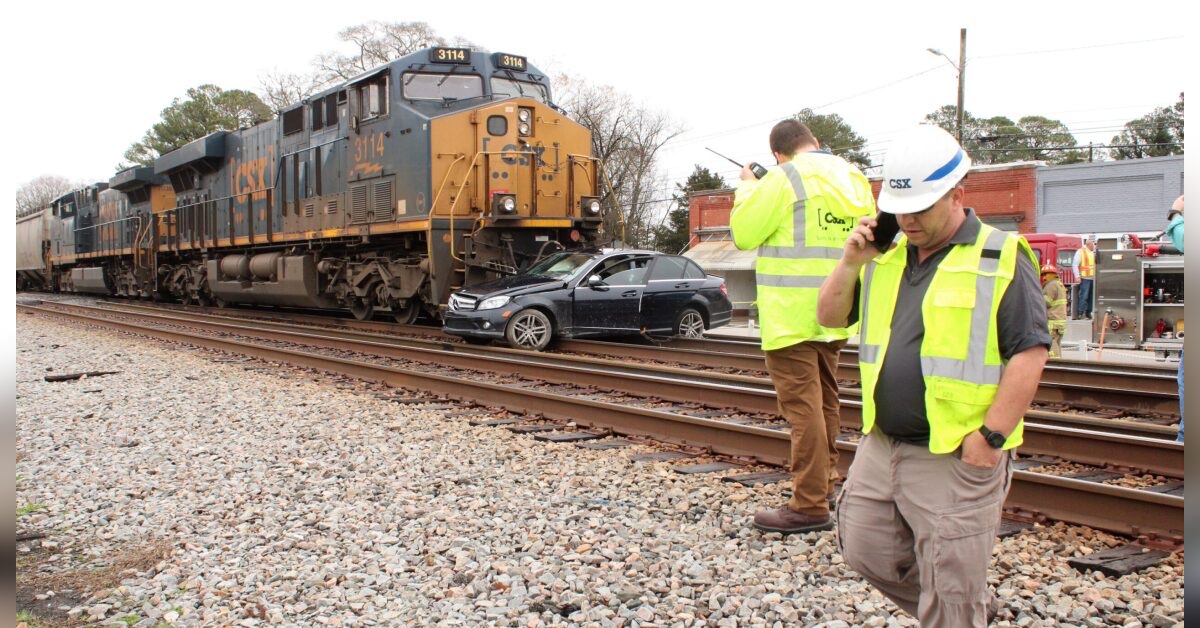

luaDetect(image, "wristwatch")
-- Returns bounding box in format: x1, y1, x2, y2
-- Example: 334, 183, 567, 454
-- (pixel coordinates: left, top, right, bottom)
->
978, 425, 1006, 449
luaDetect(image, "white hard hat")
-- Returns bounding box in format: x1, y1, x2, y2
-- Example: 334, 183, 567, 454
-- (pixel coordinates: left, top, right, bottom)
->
878, 125, 972, 214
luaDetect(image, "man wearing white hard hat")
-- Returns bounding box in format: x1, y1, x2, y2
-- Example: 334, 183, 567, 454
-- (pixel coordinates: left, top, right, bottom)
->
816, 125, 1049, 626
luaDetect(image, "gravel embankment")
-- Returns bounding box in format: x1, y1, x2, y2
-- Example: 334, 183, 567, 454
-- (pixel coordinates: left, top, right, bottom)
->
15, 312, 1184, 627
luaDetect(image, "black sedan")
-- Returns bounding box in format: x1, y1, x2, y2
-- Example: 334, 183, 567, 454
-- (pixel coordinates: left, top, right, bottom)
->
442, 250, 733, 350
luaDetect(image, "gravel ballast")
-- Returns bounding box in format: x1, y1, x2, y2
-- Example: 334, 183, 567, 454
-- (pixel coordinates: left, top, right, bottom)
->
15, 312, 1184, 627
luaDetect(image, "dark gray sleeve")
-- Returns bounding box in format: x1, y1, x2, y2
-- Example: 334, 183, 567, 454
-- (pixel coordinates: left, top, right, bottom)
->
997, 252, 1052, 360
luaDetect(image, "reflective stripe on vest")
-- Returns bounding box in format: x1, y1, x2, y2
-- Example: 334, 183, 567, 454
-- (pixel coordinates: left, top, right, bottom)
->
859, 261, 879, 364
919, 229, 1008, 386
756, 162, 846, 261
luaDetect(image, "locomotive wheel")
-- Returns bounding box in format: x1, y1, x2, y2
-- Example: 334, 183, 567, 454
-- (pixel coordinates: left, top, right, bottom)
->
390, 298, 419, 325
213, 297, 228, 308
674, 308, 706, 338
349, 297, 374, 321
505, 308, 553, 351
196, 292, 213, 307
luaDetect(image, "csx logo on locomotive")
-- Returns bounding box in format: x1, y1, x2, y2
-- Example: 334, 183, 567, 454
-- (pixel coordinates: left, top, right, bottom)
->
22, 48, 607, 325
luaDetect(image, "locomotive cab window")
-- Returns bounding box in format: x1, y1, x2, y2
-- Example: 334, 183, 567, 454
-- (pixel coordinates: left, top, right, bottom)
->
401, 73, 483, 102
489, 78, 549, 104
357, 73, 390, 119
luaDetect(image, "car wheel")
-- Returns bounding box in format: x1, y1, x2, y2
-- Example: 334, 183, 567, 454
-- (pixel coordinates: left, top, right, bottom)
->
674, 307, 706, 338
505, 308, 554, 351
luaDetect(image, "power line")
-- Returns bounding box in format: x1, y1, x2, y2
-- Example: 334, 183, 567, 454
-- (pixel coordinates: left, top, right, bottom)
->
972, 35, 1183, 60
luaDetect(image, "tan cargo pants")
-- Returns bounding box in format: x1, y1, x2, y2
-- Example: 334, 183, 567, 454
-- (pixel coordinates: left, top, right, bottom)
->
836, 430, 1012, 627
764, 339, 845, 516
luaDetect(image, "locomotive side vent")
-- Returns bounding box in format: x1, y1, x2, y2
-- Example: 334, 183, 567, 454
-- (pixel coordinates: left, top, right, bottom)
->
304, 202, 315, 218
325, 199, 338, 215
350, 185, 369, 224
372, 180, 394, 222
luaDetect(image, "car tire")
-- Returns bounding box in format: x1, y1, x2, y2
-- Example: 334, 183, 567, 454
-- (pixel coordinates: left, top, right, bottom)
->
505, 308, 554, 351
674, 307, 706, 338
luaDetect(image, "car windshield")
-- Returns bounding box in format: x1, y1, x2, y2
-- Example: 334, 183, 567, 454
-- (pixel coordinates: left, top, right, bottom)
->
523, 252, 595, 280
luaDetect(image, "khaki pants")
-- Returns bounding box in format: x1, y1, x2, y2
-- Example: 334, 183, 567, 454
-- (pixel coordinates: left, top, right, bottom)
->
764, 340, 844, 515
836, 431, 1012, 627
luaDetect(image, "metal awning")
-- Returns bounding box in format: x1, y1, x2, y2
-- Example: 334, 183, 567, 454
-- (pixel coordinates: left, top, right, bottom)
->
684, 240, 756, 271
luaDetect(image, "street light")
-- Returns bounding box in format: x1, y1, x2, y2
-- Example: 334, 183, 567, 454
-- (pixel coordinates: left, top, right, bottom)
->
927, 28, 967, 144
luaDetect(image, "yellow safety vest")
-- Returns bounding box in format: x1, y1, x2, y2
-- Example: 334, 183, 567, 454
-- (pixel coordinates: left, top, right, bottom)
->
857, 224, 1037, 453
1079, 247, 1095, 278
730, 152, 875, 351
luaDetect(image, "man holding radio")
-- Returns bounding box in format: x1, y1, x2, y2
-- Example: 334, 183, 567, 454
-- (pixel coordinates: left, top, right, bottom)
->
816, 125, 1049, 626
730, 119, 875, 534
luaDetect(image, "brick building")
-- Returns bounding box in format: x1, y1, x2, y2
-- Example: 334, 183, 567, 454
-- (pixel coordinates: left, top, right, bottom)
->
681, 157, 1183, 318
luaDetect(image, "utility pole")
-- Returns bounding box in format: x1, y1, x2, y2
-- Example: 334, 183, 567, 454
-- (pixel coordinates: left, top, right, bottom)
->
928, 29, 967, 143
956, 28, 967, 145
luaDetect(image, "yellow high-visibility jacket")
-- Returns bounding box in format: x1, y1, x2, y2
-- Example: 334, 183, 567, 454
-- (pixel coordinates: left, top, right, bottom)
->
731, 152, 874, 351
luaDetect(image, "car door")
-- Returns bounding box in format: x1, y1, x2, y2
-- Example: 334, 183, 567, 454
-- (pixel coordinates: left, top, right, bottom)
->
640, 255, 697, 333
572, 255, 650, 334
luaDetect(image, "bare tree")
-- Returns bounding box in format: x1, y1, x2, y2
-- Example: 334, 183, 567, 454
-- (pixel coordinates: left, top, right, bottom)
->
258, 69, 326, 112
16, 175, 80, 217
314, 21, 473, 84
259, 21, 481, 110
554, 75, 684, 247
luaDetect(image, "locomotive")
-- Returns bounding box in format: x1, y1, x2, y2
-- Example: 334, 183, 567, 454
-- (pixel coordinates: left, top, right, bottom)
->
17, 47, 609, 322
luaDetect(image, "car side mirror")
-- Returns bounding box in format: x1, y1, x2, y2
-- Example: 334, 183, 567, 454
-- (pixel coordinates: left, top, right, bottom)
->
587, 274, 607, 289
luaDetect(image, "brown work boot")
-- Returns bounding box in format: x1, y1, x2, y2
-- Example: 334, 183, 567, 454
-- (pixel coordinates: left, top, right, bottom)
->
752, 505, 833, 534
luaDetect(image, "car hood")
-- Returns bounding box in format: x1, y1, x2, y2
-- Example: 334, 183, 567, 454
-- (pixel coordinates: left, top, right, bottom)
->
459, 274, 568, 298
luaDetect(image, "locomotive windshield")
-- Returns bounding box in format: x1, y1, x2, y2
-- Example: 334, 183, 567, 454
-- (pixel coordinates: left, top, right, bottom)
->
489, 78, 550, 103
402, 73, 484, 101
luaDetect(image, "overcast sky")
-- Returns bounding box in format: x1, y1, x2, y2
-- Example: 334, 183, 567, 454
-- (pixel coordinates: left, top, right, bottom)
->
1, 2, 1188, 205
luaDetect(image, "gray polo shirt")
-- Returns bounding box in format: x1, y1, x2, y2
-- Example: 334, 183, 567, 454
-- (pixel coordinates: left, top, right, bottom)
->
872, 208, 1050, 446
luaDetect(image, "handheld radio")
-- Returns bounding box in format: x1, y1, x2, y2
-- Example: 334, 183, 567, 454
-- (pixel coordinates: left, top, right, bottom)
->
705, 147, 768, 179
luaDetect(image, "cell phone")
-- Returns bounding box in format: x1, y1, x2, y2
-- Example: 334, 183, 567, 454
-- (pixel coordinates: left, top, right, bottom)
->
870, 211, 900, 252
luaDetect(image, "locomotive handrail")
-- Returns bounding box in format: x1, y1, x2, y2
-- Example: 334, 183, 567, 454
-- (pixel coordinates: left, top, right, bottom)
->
568, 153, 626, 244
435, 149, 545, 264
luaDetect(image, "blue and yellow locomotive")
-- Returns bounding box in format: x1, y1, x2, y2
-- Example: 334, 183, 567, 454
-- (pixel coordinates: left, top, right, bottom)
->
28, 47, 609, 322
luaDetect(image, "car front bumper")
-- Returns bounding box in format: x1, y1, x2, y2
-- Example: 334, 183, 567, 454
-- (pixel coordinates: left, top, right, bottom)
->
442, 309, 510, 340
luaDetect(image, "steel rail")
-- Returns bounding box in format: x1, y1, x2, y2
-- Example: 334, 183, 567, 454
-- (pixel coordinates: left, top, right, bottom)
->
101, 300, 1179, 414
47, 302, 1184, 476
20, 303, 1183, 540
91, 302, 1182, 440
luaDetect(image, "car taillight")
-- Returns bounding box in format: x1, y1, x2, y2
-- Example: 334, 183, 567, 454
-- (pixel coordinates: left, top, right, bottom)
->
720, 283, 728, 295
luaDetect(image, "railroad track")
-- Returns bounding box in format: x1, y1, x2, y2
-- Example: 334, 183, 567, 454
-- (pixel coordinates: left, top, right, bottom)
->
20, 301, 1183, 541
93, 299, 1181, 437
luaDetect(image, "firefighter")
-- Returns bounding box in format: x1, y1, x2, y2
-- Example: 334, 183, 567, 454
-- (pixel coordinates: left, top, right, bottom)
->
1041, 263, 1067, 357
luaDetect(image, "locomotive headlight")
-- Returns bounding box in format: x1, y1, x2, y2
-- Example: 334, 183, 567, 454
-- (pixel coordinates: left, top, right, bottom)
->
492, 193, 518, 216
518, 108, 533, 136
478, 295, 511, 310
580, 196, 602, 218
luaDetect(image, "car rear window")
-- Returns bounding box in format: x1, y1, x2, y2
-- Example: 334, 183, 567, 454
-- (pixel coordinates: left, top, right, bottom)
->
684, 261, 706, 279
